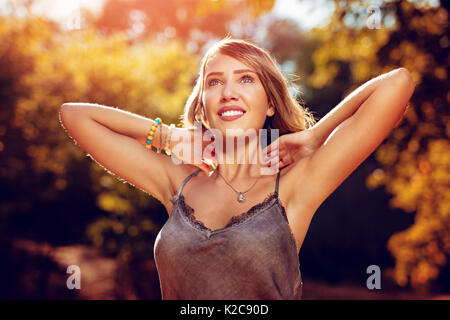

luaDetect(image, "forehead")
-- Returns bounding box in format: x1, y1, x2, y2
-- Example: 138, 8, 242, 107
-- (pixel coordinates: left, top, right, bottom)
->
205, 53, 252, 73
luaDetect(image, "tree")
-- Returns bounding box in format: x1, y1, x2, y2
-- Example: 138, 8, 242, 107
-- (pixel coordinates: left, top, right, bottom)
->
92, 0, 275, 51
306, 0, 449, 288
0, 14, 199, 261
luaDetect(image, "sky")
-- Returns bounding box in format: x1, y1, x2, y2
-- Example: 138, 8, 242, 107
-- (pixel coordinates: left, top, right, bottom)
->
0, 0, 105, 26
272, 0, 335, 30
0, 0, 334, 31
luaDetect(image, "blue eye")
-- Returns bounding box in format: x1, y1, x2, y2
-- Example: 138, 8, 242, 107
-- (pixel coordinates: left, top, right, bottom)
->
208, 74, 254, 86
242, 75, 254, 83
208, 79, 219, 86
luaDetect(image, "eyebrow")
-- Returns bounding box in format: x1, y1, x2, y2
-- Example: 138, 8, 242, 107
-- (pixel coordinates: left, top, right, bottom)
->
205, 69, 256, 80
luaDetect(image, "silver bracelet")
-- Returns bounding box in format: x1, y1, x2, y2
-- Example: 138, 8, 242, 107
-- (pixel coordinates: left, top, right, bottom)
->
165, 124, 175, 155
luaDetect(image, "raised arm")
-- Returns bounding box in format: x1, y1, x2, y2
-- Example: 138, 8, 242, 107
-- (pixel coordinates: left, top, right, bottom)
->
59, 103, 184, 210
311, 68, 413, 148
286, 68, 415, 217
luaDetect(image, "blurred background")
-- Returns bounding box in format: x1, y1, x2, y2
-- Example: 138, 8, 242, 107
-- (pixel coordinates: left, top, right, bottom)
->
0, 0, 448, 300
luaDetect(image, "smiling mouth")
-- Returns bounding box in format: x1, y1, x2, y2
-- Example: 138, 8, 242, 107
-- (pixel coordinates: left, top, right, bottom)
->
219, 110, 245, 117
218, 110, 246, 121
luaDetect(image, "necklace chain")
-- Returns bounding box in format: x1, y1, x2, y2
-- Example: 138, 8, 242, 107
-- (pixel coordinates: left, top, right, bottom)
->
216, 169, 258, 196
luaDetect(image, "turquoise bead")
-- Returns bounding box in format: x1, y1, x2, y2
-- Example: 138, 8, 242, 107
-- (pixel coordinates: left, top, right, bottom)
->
147, 140, 152, 144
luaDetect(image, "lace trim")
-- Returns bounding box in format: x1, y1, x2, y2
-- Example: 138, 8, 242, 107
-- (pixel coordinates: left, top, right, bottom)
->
174, 192, 287, 233
276, 195, 289, 222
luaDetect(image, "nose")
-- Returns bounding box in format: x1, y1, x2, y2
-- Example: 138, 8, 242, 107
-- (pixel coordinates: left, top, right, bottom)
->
220, 79, 238, 102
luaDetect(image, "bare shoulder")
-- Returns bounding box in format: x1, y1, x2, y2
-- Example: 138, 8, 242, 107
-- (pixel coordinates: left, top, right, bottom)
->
162, 161, 201, 214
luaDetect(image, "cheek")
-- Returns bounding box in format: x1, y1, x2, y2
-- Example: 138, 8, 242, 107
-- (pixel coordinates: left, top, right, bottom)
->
246, 84, 267, 102
203, 90, 215, 105
248, 92, 269, 112
203, 95, 214, 116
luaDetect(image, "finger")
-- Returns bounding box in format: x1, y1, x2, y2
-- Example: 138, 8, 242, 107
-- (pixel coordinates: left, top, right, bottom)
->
263, 149, 279, 160
262, 147, 279, 161
266, 157, 280, 169
262, 140, 279, 155
263, 152, 280, 162
267, 159, 280, 173
279, 156, 292, 169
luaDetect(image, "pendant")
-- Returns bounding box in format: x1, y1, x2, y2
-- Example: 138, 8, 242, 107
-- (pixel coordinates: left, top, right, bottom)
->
237, 193, 246, 203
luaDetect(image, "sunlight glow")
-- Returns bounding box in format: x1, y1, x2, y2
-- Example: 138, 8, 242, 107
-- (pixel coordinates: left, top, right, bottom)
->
271, 0, 335, 30
28, 0, 105, 24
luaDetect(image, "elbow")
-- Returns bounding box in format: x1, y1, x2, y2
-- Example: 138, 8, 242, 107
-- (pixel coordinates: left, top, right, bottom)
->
60, 103, 84, 116
60, 104, 72, 120
395, 68, 416, 90
391, 68, 416, 102
60, 103, 81, 122
60, 103, 72, 114
61, 102, 77, 110
59, 106, 70, 125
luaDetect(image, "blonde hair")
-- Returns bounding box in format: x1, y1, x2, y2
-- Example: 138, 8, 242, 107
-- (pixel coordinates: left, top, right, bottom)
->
182, 36, 317, 135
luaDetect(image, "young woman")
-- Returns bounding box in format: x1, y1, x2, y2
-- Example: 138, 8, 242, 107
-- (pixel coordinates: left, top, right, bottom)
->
59, 38, 415, 300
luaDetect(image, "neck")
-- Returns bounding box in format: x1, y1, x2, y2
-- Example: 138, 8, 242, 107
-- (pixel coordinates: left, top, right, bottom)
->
212, 134, 277, 181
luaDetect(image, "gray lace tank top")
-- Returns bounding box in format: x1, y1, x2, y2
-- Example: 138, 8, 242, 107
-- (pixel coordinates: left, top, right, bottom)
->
153, 169, 303, 300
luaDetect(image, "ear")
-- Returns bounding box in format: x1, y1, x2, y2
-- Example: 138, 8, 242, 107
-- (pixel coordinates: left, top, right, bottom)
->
266, 104, 275, 117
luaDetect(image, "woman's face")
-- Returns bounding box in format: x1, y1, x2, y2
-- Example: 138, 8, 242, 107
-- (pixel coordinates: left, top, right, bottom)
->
201, 53, 274, 137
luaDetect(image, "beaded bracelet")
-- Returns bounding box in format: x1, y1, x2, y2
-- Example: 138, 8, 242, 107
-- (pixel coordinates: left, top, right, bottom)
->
157, 121, 162, 153
145, 117, 161, 150
164, 123, 175, 156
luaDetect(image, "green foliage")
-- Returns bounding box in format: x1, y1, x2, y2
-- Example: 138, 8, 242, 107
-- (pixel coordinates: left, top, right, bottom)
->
3, 0, 448, 288
0, 14, 199, 260
309, 0, 449, 287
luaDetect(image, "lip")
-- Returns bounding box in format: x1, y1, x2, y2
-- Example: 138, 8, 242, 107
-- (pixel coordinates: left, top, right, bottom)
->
217, 105, 246, 121
218, 113, 245, 121
217, 105, 246, 116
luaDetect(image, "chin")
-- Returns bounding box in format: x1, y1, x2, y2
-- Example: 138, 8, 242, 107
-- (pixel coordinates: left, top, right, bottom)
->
218, 124, 252, 134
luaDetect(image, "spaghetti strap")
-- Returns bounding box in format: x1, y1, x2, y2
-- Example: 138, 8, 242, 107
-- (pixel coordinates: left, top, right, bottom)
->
275, 171, 281, 195
176, 169, 202, 197
154, 164, 303, 300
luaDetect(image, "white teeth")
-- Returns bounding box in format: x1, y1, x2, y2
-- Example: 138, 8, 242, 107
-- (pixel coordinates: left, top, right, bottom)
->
221, 110, 244, 117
